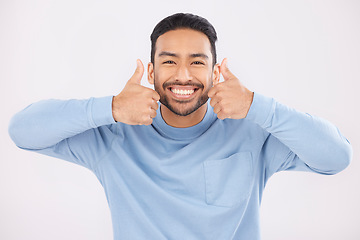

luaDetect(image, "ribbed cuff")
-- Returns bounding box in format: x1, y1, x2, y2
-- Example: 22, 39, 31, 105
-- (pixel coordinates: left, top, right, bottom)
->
245, 92, 276, 128
89, 96, 116, 127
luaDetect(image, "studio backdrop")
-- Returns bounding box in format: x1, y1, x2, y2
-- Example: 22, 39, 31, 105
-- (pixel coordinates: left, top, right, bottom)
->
1, 0, 359, 239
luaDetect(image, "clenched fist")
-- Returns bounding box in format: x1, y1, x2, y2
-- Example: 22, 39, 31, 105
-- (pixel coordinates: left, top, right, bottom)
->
112, 59, 160, 125
208, 58, 254, 120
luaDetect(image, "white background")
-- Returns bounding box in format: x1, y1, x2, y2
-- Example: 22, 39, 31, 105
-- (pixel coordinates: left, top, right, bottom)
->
1, 0, 359, 239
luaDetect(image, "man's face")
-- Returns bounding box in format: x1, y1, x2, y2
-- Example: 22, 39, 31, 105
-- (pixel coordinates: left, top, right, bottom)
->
148, 29, 219, 116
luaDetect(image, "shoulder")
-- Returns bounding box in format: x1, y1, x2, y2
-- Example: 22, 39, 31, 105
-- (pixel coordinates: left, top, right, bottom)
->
207, 117, 269, 145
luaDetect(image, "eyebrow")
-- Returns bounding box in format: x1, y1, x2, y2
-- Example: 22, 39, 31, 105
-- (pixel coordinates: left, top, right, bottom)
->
158, 51, 209, 59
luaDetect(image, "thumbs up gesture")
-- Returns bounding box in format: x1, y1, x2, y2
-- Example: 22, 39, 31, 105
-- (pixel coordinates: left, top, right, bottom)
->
208, 58, 254, 120
112, 59, 160, 125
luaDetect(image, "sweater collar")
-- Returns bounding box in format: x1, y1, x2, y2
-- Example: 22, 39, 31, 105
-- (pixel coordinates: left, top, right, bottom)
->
152, 101, 217, 141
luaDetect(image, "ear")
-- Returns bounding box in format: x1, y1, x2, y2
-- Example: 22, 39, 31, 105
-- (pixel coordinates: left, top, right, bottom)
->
147, 62, 155, 85
212, 63, 221, 85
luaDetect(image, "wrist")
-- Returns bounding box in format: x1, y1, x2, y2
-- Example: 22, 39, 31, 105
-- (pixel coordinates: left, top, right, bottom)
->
112, 95, 122, 123
90, 95, 116, 127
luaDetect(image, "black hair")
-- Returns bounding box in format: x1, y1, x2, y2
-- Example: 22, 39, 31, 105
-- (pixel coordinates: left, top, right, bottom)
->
150, 13, 217, 67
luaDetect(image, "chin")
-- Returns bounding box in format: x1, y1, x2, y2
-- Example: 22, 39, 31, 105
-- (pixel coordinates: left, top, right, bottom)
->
161, 96, 208, 117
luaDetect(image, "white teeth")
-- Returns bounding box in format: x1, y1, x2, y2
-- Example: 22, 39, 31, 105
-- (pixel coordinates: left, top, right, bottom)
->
171, 88, 195, 95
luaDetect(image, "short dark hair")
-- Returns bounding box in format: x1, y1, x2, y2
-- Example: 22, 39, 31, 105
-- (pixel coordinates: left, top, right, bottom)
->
150, 13, 218, 67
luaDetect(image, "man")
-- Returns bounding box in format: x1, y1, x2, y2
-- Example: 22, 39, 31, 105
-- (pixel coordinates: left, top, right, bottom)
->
8, 13, 352, 240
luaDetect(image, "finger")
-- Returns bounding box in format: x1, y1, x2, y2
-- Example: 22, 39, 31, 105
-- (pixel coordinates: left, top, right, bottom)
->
217, 112, 226, 120
152, 91, 160, 101
220, 58, 236, 81
143, 117, 153, 126
208, 85, 218, 98
128, 59, 144, 84
150, 99, 159, 111
209, 97, 218, 108
149, 109, 157, 119
213, 103, 222, 115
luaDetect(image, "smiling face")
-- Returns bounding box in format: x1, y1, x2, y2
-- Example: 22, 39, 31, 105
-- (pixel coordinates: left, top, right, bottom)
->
148, 28, 220, 117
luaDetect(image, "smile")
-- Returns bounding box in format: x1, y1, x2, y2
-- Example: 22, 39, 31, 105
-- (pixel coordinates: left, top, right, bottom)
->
167, 85, 200, 99
171, 88, 195, 95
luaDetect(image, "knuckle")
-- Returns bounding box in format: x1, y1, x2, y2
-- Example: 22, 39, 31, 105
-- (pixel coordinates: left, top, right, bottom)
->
217, 113, 225, 120
154, 92, 160, 101
209, 94, 216, 102
150, 109, 157, 118
153, 103, 159, 110
221, 107, 231, 115
144, 118, 153, 125
213, 105, 221, 114
208, 89, 215, 97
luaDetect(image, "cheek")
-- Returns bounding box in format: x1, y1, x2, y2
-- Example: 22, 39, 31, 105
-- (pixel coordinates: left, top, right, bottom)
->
192, 69, 213, 87
155, 67, 173, 81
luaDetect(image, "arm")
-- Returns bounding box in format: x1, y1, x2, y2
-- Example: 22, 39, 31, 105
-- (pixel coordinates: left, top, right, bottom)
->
8, 96, 115, 150
8, 96, 116, 170
8, 59, 160, 169
208, 58, 352, 176
246, 92, 352, 175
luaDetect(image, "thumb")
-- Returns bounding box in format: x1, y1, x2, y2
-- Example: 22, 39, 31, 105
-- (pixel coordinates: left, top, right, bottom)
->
220, 58, 236, 81
128, 59, 144, 84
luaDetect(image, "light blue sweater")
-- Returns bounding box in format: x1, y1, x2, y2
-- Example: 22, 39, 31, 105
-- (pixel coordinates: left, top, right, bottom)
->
8, 93, 352, 239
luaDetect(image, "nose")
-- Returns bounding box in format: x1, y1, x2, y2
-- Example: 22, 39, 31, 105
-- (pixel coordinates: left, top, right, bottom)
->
175, 64, 193, 82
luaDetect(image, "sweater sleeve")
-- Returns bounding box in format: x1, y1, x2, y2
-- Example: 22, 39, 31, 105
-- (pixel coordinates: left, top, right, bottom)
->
8, 96, 116, 170
245, 92, 352, 179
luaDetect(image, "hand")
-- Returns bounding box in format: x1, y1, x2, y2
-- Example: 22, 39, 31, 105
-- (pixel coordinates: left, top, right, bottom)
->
112, 59, 160, 125
208, 58, 254, 120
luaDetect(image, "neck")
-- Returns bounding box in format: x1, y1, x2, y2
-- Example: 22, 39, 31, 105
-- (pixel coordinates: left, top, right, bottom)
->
160, 103, 208, 128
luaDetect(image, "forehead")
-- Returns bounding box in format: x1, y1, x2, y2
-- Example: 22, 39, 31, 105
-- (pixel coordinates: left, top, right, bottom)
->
155, 29, 212, 57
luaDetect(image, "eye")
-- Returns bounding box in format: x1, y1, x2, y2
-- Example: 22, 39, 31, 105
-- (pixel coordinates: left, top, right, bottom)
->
163, 60, 176, 64
192, 61, 205, 65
